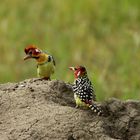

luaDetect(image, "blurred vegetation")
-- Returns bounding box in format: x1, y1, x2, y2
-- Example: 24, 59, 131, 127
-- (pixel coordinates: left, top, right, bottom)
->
0, 0, 140, 100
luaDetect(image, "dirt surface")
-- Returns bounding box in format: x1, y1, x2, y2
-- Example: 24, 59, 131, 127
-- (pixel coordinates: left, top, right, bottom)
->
0, 79, 140, 140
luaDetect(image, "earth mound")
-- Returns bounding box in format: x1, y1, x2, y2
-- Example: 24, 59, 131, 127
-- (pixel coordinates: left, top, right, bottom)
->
0, 79, 140, 140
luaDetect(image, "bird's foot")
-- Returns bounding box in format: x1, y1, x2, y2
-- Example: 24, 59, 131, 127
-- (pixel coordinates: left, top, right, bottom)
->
75, 105, 79, 108
43, 77, 51, 81
33, 77, 50, 82
33, 78, 43, 82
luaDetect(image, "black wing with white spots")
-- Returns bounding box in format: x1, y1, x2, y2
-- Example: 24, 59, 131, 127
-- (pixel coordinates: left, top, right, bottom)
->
72, 77, 96, 104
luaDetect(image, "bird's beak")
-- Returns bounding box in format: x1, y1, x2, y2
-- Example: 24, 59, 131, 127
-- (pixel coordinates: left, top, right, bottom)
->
69, 67, 75, 71
23, 55, 32, 60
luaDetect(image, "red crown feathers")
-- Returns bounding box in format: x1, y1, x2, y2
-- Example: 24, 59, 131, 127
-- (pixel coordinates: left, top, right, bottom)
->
24, 45, 42, 55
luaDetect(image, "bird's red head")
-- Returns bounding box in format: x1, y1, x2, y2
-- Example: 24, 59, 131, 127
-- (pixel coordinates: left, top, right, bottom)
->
24, 45, 42, 60
69, 66, 87, 78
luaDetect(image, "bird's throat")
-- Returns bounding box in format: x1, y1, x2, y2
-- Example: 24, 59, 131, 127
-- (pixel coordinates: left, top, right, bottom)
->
36, 54, 48, 65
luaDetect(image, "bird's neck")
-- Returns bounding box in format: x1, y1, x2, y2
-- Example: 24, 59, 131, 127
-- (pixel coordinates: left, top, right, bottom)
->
75, 73, 88, 79
36, 53, 48, 65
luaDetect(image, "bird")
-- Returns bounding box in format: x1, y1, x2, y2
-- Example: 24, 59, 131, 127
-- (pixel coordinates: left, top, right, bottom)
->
69, 66, 102, 115
24, 45, 55, 80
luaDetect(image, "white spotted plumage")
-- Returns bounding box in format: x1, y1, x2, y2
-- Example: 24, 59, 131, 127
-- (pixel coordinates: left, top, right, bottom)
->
70, 66, 102, 115
73, 76, 96, 102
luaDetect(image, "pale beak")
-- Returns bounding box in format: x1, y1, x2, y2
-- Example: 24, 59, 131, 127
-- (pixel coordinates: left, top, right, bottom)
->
69, 67, 75, 71
23, 55, 32, 60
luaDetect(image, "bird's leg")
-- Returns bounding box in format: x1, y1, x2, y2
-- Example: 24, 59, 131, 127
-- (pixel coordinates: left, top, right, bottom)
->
75, 104, 79, 108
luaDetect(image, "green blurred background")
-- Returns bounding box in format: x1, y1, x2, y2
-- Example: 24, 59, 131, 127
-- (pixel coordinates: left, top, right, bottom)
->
0, 0, 140, 100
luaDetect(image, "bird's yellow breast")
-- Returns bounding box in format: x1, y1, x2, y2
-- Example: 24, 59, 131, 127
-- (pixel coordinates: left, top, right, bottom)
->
74, 94, 89, 108
37, 62, 55, 78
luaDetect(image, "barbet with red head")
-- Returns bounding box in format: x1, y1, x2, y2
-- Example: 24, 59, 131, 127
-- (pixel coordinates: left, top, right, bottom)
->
69, 66, 102, 115
24, 45, 55, 80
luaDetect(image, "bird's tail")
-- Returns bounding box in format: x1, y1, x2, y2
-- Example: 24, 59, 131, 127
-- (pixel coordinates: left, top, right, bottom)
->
89, 104, 102, 116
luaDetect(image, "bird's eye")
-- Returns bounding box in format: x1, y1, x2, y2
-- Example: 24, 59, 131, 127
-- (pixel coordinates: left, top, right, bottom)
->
28, 51, 32, 55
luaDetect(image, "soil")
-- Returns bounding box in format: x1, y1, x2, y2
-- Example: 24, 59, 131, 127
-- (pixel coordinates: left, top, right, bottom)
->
0, 78, 140, 140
